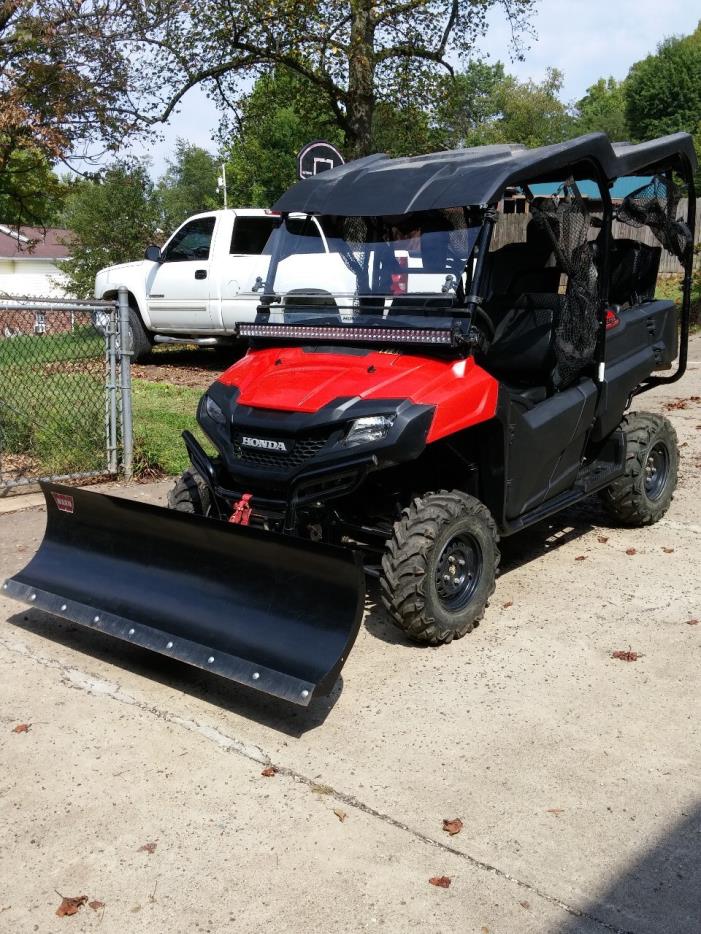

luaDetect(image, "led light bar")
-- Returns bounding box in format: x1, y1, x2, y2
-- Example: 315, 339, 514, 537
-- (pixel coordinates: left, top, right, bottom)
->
239, 323, 453, 345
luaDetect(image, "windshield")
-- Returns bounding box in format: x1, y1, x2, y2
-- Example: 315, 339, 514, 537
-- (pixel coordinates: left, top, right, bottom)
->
263, 210, 483, 322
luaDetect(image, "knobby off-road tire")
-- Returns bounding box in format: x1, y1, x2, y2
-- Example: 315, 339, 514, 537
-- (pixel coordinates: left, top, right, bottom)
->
600, 412, 678, 526
380, 490, 500, 645
167, 468, 213, 517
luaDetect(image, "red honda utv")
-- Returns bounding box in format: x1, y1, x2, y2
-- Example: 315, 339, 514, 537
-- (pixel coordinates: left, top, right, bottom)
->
5, 132, 697, 707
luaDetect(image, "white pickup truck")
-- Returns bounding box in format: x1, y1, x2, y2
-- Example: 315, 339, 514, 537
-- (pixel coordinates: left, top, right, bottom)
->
93, 208, 334, 361
94, 207, 461, 360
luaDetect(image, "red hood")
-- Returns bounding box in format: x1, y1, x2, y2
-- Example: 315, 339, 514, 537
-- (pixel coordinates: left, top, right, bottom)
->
217, 346, 498, 443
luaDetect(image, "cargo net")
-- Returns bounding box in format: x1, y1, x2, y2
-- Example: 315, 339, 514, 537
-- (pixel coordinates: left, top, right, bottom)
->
531, 180, 599, 388
616, 174, 692, 263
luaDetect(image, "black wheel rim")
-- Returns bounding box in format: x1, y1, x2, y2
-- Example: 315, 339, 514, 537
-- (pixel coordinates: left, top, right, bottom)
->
644, 442, 669, 501
435, 533, 482, 611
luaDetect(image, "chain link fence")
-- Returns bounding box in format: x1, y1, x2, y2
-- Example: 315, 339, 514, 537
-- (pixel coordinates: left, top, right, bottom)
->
0, 291, 133, 491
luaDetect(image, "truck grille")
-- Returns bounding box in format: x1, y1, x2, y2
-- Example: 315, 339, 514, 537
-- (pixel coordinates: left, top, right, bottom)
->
232, 433, 329, 470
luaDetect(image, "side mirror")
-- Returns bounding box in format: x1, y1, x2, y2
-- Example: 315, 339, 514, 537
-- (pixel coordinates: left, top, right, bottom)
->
144, 244, 162, 263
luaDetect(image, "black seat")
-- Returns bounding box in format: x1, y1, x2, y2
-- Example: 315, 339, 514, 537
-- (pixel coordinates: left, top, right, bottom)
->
484, 217, 561, 303
608, 239, 661, 306
484, 292, 560, 387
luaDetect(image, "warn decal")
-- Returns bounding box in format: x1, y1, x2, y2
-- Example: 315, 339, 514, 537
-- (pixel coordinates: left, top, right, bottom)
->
241, 436, 290, 453
51, 492, 75, 514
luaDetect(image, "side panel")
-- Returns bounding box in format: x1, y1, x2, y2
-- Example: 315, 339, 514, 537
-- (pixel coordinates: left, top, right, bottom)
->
591, 300, 677, 441
506, 379, 598, 519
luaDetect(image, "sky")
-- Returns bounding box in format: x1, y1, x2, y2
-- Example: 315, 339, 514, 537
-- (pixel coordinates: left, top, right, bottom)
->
129, 0, 701, 177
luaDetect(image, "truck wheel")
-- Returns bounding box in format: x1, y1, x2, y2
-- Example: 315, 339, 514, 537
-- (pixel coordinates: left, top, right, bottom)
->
167, 468, 212, 517
380, 490, 500, 645
117, 306, 152, 363
600, 412, 678, 526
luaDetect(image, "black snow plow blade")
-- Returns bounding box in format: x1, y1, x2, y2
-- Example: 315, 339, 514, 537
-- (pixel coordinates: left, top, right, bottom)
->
3, 483, 364, 706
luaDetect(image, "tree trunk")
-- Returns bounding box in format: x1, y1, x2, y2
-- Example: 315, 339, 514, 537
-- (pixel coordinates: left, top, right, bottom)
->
346, 0, 376, 158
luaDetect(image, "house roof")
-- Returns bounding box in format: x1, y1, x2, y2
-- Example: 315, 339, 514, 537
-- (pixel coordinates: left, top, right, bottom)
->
274, 132, 698, 217
0, 226, 73, 259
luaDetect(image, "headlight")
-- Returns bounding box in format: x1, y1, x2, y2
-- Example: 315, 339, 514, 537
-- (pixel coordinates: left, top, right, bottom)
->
344, 415, 395, 446
204, 394, 226, 425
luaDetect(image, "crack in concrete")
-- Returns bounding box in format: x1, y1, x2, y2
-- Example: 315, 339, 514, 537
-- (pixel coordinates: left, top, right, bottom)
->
0, 633, 642, 934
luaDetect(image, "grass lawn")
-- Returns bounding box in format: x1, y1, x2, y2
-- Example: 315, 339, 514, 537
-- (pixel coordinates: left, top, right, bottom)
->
131, 380, 213, 477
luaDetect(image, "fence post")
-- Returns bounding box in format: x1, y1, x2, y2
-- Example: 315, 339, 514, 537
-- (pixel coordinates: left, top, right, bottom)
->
107, 303, 118, 474
117, 287, 134, 480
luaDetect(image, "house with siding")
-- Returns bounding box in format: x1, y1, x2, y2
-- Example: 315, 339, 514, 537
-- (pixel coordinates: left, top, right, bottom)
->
0, 226, 73, 299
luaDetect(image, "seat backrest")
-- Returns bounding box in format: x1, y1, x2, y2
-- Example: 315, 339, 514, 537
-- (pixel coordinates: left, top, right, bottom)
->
485, 218, 560, 302
608, 239, 661, 306
485, 292, 560, 387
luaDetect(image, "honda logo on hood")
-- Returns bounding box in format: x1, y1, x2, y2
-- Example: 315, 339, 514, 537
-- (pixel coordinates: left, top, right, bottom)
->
241, 436, 290, 453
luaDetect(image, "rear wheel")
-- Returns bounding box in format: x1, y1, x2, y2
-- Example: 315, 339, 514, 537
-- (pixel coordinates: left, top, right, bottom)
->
167, 468, 213, 517
600, 412, 678, 526
380, 490, 500, 645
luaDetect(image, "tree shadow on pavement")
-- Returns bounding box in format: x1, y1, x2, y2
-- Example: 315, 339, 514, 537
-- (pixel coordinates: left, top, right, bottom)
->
7, 608, 343, 738
556, 801, 701, 934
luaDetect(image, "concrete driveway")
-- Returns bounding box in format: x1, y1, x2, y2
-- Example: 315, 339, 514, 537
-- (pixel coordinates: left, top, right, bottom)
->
1, 340, 700, 934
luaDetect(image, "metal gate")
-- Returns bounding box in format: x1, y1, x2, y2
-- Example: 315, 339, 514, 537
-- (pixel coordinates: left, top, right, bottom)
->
0, 289, 133, 491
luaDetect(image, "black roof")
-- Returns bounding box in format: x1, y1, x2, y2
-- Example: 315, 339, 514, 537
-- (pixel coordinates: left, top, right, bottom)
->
274, 132, 697, 217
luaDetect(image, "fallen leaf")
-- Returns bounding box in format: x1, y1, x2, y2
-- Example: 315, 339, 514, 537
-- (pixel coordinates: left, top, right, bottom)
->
519, 900, 530, 909
12, 723, 30, 733
138, 842, 157, 854
481, 928, 490, 934
575, 555, 587, 561
597, 535, 609, 544
88, 900, 105, 911
429, 876, 451, 888
612, 649, 640, 662
686, 619, 699, 626
333, 808, 347, 823
442, 818, 463, 836
546, 808, 564, 816
56, 895, 87, 917
502, 600, 513, 609
261, 766, 278, 777
625, 548, 637, 556
662, 547, 674, 553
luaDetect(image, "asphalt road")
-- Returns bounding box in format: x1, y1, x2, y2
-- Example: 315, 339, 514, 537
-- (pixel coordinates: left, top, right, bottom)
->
1, 341, 700, 934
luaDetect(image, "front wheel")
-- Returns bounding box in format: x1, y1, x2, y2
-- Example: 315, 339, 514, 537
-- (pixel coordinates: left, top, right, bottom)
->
116, 306, 152, 363
600, 412, 678, 526
380, 490, 500, 645
167, 468, 213, 517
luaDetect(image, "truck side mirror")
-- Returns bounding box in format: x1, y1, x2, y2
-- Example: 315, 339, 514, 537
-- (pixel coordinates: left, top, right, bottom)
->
144, 244, 162, 263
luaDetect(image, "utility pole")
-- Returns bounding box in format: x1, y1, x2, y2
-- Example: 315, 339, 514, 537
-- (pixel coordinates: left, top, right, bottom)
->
218, 163, 228, 209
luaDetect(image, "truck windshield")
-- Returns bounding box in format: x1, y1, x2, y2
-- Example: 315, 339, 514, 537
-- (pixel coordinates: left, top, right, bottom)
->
265, 211, 482, 320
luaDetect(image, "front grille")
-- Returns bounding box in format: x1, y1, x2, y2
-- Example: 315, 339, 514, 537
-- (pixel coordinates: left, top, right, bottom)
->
232, 432, 329, 470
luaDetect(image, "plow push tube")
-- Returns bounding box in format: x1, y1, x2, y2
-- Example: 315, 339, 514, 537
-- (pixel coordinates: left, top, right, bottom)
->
3, 483, 364, 706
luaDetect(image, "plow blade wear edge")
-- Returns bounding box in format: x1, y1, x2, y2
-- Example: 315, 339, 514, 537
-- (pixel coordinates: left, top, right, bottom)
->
3, 483, 364, 706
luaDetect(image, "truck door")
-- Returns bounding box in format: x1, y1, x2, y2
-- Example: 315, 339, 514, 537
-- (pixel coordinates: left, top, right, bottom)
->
147, 215, 219, 332
220, 214, 281, 331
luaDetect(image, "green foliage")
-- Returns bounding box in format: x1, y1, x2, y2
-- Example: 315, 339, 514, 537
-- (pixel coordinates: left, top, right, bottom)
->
222, 68, 343, 206
58, 161, 161, 297
625, 24, 701, 140
146, 0, 535, 157
156, 139, 222, 230
436, 65, 574, 149
574, 78, 628, 140
0, 144, 70, 226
